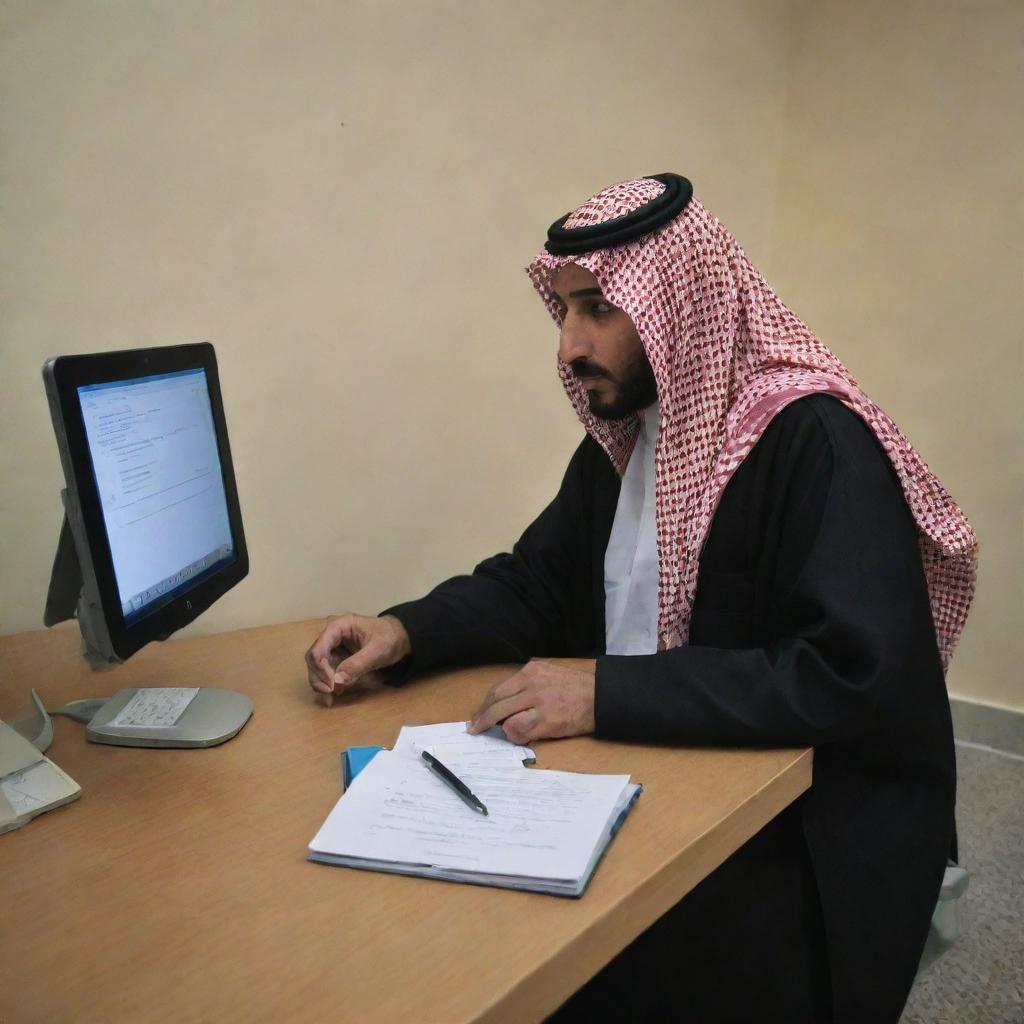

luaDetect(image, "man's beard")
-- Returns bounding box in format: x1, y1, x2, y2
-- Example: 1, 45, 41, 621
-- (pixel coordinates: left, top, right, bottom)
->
572, 353, 658, 420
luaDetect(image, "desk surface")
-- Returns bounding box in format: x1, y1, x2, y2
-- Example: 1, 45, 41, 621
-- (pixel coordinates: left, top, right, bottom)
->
0, 620, 811, 1024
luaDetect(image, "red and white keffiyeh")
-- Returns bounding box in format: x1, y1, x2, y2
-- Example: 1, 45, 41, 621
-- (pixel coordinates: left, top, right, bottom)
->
527, 177, 977, 670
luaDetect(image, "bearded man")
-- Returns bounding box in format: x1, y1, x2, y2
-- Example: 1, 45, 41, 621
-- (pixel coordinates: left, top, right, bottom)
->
305, 174, 976, 1023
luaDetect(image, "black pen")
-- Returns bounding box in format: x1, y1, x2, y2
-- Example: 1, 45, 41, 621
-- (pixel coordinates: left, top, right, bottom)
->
421, 750, 489, 816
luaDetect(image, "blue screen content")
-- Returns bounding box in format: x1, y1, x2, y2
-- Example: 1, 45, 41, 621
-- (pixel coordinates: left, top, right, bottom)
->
77, 368, 235, 625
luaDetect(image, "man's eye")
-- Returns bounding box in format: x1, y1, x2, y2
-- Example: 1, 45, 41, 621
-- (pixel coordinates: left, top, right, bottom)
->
589, 301, 612, 315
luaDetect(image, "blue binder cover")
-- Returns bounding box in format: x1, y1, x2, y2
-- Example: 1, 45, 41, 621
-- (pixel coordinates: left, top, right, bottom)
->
341, 745, 385, 789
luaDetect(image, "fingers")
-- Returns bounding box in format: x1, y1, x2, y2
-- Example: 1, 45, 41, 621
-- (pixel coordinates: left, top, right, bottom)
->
468, 659, 597, 740
305, 615, 362, 696
469, 691, 532, 735
306, 618, 350, 685
306, 654, 334, 694
468, 678, 531, 735
331, 615, 410, 686
305, 614, 412, 703
500, 708, 541, 745
334, 641, 389, 687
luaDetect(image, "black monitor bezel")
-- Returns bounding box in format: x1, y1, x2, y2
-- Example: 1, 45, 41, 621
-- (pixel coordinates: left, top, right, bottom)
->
47, 342, 248, 660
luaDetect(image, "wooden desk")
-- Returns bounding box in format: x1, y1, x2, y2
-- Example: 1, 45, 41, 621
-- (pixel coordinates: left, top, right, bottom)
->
0, 620, 811, 1024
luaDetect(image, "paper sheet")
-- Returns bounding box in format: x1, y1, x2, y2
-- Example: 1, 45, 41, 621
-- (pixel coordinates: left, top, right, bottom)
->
109, 687, 199, 728
393, 721, 535, 770
1, 759, 74, 815
0, 720, 81, 834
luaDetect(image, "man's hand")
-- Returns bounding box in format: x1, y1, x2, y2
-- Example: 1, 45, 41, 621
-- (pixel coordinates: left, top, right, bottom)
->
305, 613, 411, 706
467, 658, 597, 744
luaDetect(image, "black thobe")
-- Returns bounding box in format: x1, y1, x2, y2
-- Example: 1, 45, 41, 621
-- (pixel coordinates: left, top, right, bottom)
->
383, 394, 956, 1024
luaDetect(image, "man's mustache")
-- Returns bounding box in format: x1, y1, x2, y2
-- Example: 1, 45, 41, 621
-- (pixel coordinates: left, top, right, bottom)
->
570, 358, 607, 380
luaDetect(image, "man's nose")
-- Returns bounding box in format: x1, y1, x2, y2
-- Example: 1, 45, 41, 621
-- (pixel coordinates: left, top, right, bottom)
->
558, 314, 591, 365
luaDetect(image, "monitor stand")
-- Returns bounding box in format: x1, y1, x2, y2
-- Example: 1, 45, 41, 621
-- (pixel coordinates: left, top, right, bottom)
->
44, 494, 114, 668
44, 502, 79, 627
43, 491, 254, 748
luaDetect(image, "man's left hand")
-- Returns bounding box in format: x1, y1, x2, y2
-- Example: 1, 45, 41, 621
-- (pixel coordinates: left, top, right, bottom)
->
467, 658, 597, 744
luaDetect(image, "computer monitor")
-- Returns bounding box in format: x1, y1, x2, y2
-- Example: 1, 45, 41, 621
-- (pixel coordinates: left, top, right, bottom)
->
42, 342, 248, 665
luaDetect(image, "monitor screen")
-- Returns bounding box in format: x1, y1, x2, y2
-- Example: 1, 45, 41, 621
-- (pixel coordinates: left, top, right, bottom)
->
77, 368, 236, 626
43, 343, 248, 663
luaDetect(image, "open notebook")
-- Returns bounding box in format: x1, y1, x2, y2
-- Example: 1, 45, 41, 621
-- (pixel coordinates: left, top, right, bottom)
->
308, 722, 641, 897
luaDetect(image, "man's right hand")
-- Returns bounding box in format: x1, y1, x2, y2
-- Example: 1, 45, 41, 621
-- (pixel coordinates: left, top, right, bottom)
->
305, 613, 412, 706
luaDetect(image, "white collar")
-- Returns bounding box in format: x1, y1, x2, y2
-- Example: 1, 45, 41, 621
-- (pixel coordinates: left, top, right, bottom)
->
638, 402, 660, 446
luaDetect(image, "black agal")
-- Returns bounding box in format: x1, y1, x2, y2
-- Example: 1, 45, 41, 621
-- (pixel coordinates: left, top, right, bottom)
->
544, 173, 693, 256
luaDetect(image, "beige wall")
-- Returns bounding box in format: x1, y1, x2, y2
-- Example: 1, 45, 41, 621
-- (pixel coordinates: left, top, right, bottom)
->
0, 0, 794, 628
1, 2, 1018, 710
764, 0, 1022, 710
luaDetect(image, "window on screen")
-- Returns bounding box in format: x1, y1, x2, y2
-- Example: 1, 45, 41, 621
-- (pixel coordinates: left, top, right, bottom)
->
77, 368, 235, 624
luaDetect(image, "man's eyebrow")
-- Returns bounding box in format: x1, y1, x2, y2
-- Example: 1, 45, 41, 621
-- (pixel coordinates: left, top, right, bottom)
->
550, 287, 605, 304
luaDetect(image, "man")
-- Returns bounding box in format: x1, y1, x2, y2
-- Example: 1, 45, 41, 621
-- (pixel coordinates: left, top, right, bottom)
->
306, 174, 976, 1023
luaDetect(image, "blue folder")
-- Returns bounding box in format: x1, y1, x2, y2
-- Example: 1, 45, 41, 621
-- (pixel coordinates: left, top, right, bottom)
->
341, 745, 385, 789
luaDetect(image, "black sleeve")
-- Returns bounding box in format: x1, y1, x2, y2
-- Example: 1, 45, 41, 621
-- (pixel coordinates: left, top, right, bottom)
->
381, 437, 599, 681
596, 397, 942, 748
